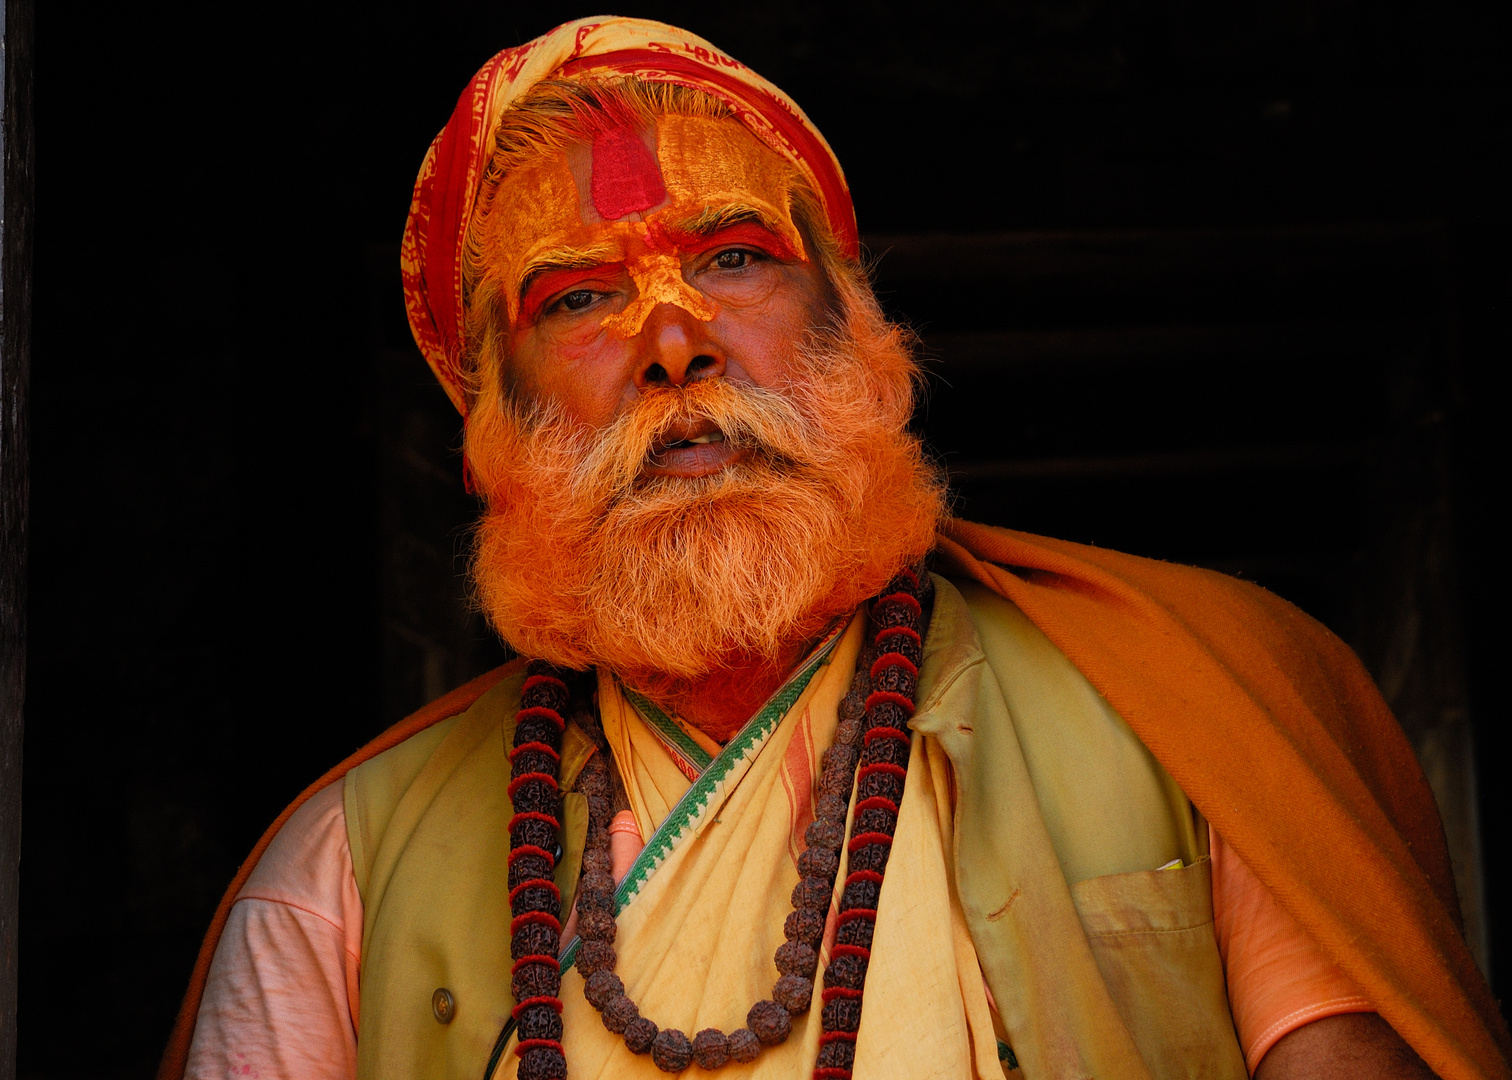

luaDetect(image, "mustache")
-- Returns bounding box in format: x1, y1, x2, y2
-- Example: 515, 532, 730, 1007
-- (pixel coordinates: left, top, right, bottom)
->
516, 376, 822, 501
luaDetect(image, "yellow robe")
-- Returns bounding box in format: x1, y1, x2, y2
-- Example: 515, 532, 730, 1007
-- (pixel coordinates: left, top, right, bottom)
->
343, 578, 1243, 1080
161, 525, 1510, 1080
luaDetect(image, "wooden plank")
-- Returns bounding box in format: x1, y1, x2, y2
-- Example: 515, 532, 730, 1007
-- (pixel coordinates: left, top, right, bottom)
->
863, 224, 1447, 284
920, 321, 1417, 372
947, 441, 1375, 480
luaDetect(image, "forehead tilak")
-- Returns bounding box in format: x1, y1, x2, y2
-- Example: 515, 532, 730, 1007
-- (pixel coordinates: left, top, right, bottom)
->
491, 115, 808, 325
589, 126, 665, 221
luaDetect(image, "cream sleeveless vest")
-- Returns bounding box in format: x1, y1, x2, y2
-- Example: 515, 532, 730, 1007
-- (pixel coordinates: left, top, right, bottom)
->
346, 577, 1247, 1080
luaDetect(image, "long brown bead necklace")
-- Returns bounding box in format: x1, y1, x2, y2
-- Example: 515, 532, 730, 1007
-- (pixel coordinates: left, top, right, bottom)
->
503, 566, 931, 1080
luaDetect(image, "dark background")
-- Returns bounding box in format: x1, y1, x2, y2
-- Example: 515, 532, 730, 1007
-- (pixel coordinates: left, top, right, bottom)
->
21, 2, 1511, 1075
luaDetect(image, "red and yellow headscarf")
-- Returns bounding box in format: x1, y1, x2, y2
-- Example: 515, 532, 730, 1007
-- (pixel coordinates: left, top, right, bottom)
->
401, 16, 858, 416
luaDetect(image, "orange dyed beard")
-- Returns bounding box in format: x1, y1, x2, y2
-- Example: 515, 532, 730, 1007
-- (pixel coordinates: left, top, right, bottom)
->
466, 286, 946, 733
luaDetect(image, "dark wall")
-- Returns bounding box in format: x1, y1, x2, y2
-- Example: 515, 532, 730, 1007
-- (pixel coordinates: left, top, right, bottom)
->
23, 2, 1510, 1076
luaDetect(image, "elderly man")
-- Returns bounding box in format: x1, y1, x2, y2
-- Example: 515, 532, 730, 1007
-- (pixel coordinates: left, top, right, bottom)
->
162, 17, 1507, 1080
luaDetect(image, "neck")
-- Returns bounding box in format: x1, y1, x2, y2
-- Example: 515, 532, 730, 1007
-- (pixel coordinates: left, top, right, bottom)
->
628, 639, 812, 744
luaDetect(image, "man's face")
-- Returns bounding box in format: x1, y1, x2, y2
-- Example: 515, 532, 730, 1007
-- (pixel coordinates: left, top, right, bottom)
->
483, 114, 830, 478
464, 107, 945, 693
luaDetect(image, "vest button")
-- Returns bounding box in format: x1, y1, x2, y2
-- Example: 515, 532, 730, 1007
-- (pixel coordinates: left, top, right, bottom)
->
432, 987, 456, 1024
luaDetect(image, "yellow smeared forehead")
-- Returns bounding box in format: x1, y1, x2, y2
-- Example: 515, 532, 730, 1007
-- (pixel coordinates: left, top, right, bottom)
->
482, 114, 808, 331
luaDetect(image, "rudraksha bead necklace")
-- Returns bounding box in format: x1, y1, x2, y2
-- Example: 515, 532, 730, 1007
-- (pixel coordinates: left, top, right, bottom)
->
504, 566, 931, 1080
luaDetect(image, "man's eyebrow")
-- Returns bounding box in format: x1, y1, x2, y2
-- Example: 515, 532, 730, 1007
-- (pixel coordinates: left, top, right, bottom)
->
517, 244, 620, 300
671, 203, 780, 239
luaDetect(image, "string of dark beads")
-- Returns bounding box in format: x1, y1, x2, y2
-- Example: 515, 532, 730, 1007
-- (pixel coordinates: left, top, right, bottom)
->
507, 661, 572, 1080
813, 566, 931, 1080
503, 566, 929, 1078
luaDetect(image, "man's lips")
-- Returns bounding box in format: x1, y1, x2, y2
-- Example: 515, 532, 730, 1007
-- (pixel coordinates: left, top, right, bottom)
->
645, 419, 746, 477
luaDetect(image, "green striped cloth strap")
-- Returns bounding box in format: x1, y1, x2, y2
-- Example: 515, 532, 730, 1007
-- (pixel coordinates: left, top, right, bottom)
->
621, 687, 713, 777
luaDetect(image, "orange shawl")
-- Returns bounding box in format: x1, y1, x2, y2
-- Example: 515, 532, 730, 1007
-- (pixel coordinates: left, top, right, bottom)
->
158, 521, 1511, 1080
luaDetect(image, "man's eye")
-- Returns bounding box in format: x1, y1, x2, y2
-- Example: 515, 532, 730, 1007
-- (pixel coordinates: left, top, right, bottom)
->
559, 289, 597, 311
713, 249, 752, 270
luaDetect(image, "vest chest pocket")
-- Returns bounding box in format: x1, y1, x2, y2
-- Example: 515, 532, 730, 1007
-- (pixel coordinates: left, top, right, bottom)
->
1069, 859, 1247, 1080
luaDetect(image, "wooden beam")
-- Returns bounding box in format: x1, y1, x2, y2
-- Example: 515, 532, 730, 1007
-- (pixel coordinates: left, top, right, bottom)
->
919, 322, 1421, 373
862, 223, 1448, 285
947, 441, 1375, 480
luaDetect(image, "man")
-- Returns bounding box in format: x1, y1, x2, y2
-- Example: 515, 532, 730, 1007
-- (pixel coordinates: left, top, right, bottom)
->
162, 17, 1508, 1080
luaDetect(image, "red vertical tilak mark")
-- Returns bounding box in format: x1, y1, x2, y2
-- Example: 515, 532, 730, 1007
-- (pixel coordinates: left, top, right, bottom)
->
590, 127, 666, 220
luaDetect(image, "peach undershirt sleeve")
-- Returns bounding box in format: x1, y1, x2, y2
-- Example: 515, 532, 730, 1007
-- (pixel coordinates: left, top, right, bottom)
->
182, 789, 643, 1080
184, 781, 362, 1080
1211, 828, 1376, 1073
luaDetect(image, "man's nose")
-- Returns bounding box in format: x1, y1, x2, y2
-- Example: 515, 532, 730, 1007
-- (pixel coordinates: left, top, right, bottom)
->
634, 302, 726, 389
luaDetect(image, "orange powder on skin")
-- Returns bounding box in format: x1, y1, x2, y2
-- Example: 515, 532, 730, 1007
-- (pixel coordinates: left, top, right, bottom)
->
479, 115, 808, 334
599, 231, 717, 339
